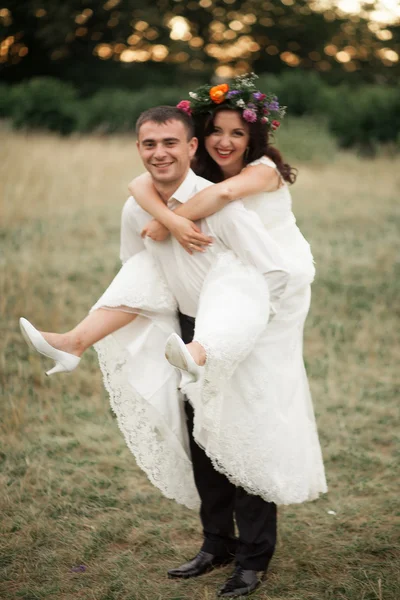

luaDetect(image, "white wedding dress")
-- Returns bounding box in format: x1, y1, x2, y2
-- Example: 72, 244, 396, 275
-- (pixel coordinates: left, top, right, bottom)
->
91, 156, 327, 509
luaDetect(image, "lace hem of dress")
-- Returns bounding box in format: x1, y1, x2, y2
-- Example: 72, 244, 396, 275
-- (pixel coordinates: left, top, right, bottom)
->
91, 251, 178, 315
186, 358, 327, 505
94, 334, 200, 510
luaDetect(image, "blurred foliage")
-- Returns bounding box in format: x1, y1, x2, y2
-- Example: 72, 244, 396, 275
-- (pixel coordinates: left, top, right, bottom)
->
0, 0, 399, 91
79, 87, 183, 133
257, 71, 328, 116
1, 74, 399, 153
276, 116, 339, 163
0, 83, 15, 117
10, 78, 79, 134
327, 85, 400, 152
78, 89, 143, 134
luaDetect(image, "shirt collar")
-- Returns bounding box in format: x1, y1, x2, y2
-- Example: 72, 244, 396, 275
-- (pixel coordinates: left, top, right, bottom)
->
169, 169, 198, 205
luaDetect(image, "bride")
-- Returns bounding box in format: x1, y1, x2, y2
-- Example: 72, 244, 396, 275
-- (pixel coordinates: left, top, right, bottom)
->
20, 74, 327, 510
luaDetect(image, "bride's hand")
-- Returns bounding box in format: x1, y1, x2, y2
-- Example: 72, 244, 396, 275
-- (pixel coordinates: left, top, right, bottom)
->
141, 219, 170, 242
169, 215, 213, 255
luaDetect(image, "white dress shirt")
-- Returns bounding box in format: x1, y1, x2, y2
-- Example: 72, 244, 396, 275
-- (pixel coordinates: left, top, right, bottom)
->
120, 168, 290, 318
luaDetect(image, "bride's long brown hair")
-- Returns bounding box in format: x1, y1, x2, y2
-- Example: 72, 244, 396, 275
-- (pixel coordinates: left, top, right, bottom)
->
192, 107, 297, 185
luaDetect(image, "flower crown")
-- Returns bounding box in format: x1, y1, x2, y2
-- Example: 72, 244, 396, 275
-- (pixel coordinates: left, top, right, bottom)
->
177, 73, 286, 131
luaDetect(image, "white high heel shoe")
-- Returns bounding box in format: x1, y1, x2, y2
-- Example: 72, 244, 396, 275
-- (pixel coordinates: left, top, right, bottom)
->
165, 333, 203, 385
19, 317, 81, 376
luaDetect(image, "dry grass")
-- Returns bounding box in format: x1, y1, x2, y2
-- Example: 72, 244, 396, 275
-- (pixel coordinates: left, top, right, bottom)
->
1, 130, 399, 600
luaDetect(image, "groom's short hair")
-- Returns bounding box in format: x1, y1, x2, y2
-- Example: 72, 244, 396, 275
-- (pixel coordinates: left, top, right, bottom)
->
136, 106, 195, 140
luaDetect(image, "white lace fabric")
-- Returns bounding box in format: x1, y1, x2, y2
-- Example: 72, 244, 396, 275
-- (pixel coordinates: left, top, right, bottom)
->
95, 331, 199, 509
186, 253, 327, 505
91, 251, 199, 509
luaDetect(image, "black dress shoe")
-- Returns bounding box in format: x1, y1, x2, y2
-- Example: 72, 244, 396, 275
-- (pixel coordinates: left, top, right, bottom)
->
217, 565, 262, 597
168, 550, 233, 579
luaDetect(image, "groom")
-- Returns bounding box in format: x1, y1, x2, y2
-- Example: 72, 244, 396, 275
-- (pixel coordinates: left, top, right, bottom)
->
122, 105, 289, 597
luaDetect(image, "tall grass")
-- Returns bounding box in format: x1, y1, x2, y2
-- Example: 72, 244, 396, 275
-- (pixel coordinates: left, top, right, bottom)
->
276, 117, 338, 163
1, 130, 399, 599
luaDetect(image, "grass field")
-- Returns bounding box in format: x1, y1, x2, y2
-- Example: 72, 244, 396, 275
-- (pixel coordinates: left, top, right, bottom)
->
1, 128, 399, 600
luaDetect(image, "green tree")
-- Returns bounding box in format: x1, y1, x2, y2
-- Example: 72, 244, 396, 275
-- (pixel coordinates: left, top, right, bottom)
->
0, 0, 399, 90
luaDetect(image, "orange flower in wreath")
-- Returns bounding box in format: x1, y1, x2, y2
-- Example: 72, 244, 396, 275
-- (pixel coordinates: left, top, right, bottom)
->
209, 83, 229, 104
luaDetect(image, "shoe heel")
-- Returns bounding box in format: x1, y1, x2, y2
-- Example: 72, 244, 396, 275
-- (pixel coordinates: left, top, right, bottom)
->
46, 362, 68, 376
20, 317, 81, 376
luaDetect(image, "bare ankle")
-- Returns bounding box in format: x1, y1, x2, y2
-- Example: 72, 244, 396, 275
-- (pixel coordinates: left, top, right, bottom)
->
66, 332, 86, 357
187, 341, 206, 366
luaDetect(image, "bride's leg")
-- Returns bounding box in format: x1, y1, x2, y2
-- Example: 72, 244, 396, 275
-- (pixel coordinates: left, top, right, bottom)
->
41, 309, 137, 357
190, 255, 270, 378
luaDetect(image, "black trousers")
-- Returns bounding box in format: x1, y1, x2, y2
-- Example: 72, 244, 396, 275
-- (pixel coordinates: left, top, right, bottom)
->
179, 312, 277, 572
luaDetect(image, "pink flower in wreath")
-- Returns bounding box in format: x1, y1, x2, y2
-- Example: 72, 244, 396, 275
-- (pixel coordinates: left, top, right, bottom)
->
242, 108, 257, 123
176, 100, 192, 115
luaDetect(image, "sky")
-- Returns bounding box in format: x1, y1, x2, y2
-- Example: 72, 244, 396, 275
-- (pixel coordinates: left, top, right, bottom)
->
326, 0, 400, 23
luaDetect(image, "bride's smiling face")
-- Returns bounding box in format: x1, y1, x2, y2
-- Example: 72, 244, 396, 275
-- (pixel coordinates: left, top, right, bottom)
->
205, 110, 250, 176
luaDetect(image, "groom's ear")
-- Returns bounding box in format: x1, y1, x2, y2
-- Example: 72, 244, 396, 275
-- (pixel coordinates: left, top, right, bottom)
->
188, 136, 198, 160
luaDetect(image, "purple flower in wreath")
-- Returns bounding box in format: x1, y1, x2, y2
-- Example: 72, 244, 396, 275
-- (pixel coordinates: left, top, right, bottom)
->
227, 90, 240, 98
247, 102, 256, 109
253, 92, 266, 101
242, 108, 257, 123
268, 100, 280, 111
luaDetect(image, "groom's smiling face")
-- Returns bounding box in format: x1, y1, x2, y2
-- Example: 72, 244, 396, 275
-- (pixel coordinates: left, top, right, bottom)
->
137, 119, 198, 188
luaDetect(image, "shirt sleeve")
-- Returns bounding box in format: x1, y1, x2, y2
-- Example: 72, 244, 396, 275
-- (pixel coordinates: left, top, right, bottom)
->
120, 197, 146, 264
211, 202, 290, 319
